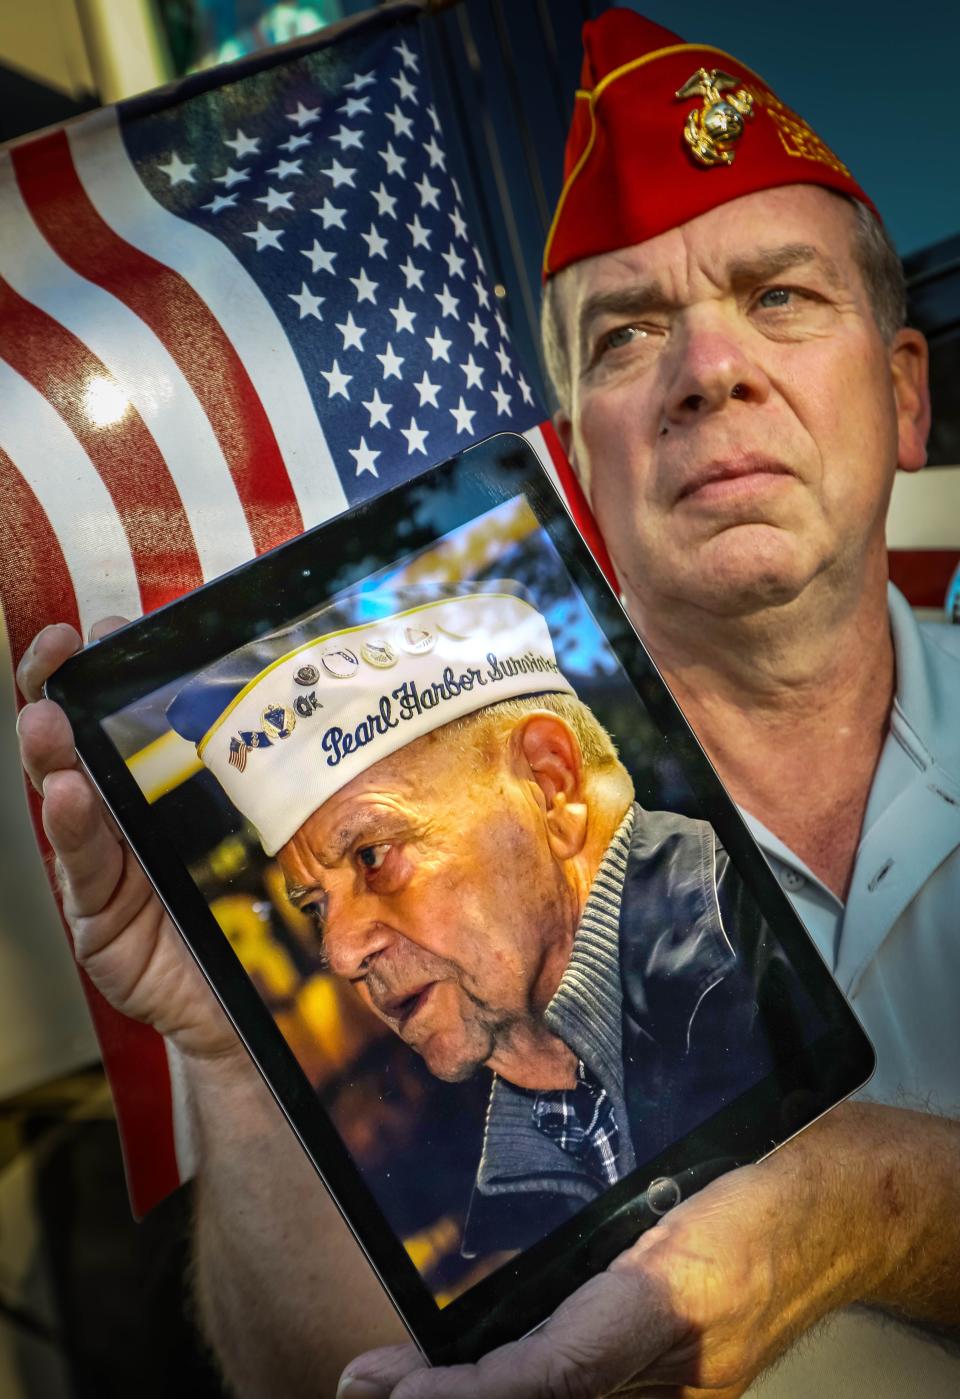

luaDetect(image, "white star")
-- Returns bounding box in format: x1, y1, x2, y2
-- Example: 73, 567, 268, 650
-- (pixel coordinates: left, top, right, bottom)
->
468, 313, 489, 347
460, 353, 484, 389
400, 417, 429, 455
434, 284, 460, 320
425, 326, 451, 362
331, 125, 363, 151
371, 183, 398, 219
392, 70, 417, 103
442, 243, 466, 279
322, 158, 356, 189
407, 214, 431, 249
267, 158, 303, 180
321, 358, 352, 399
427, 103, 441, 132
313, 198, 346, 230
342, 95, 371, 117
202, 192, 237, 214
158, 151, 196, 185
386, 104, 414, 140
376, 342, 404, 380
450, 396, 476, 435
288, 283, 324, 319
414, 371, 440, 408
336, 311, 366, 351
474, 243, 486, 270
350, 437, 380, 477
424, 134, 446, 170
224, 128, 260, 159
361, 387, 393, 428
495, 344, 512, 377
345, 70, 376, 91
361, 224, 388, 259
389, 298, 416, 334
256, 187, 294, 213
399, 256, 424, 291
395, 39, 419, 71
495, 309, 508, 338
473, 275, 490, 309
287, 101, 320, 128
379, 142, 406, 178
350, 268, 379, 304
519, 374, 533, 405
301, 240, 336, 275
280, 132, 312, 153
244, 222, 283, 252
450, 206, 468, 240
492, 382, 512, 415
213, 165, 249, 189
415, 173, 440, 210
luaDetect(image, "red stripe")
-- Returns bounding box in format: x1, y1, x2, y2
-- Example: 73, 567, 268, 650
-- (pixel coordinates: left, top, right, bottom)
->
888, 549, 960, 611
0, 277, 203, 613
538, 420, 620, 590
14, 130, 304, 556
0, 452, 180, 1217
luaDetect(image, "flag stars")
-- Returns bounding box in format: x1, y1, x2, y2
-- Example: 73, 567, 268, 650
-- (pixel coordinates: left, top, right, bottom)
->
379, 142, 407, 178
495, 309, 508, 338
473, 275, 490, 309
322, 158, 356, 189
268, 157, 304, 180
202, 192, 237, 214
391, 70, 417, 103
449, 206, 468, 240
321, 359, 352, 399
224, 129, 260, 159
427, 103, 441, 132
413, 371, 440, 408
400, 418, 429, 455
519, 374, 534, 405
495, 344, 513, 377
425, 326, 451, 362
361, 224, 388, 259
442, 244, 466, 279
362, 388, 393, 428
468, 313, 489, 348
350, 437, 381, 477
377, 342, 404, 380
336, 311, 366, 351
424, 134, 446, 170
244, 222, 283, 252
389, 298, 416, 334
345, 70, 376, 91
460, 353, 484, 389
434, 284, 460, 320
213, 165, 249, 189
371, 183, 398, 219
158, 151, 196, 185
450, 396, 476, 435
491, 382, 512, 415
279, 132, 312, 153
342, 94, 371, 117
386, 104, 414, 140
395, 39, 419, 70
287, 101, 321, 128
256, 187, 294, 213
288, 283, 324, 319
415, 173, 440, 209
313, 198, 346, 230
407, 214, 431, 249
350, 268, 379, 304
399, 256, 424, 291
302, 240, 336, 275
331, 125, 364, 151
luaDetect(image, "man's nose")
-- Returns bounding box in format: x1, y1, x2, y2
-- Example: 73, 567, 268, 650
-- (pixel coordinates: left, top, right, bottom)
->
322, 888, 394, 980
661, 317, 770, 427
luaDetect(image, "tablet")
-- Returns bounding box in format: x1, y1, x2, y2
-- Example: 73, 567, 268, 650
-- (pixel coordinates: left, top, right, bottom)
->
47, 432, 874, 1366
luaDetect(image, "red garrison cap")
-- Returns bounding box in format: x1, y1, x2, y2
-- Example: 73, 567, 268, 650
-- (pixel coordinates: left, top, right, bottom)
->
543, 9, 877, 281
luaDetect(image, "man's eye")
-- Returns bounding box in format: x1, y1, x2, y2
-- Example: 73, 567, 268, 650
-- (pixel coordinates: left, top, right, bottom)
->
301, 894, 328, 937
356, 843, 389, 872
756, 286, 795, 310
599, 324, 647, 354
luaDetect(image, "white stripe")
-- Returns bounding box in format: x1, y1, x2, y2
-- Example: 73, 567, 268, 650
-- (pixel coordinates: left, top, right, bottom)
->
887, 467, 960, 549
163, 1038, 197, 1185
523, 424, 563, 494
0, 360, 142, 631
0, 152, 256, 582
68, 109, 348, 526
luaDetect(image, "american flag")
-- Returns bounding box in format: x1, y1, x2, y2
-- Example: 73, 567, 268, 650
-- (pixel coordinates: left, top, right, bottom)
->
0, 2, 601, 1216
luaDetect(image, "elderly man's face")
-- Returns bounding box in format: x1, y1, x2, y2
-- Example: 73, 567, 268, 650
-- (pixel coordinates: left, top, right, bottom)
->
554, 186, 929, 619
277, 726, 578, 1083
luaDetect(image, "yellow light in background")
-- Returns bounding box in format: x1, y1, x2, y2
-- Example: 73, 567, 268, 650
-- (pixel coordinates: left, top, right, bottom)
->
82, 375, 131, 427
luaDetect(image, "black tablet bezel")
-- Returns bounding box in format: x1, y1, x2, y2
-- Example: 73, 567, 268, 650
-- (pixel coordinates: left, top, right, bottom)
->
46, 432, 875, 1366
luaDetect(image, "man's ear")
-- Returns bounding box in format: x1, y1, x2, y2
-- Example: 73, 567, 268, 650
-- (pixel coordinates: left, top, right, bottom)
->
891, 327, 931, 474
514, 713, 588, 861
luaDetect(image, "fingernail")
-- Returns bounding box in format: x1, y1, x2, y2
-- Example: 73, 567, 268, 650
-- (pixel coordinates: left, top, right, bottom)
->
336, 1377, 390, 1399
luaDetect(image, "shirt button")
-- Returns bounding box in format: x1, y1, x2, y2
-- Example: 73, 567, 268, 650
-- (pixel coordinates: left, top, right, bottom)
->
780, 868, 806, 892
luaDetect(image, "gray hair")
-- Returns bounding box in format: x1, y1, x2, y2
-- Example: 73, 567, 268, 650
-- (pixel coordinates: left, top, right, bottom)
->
540, 195, 907, 415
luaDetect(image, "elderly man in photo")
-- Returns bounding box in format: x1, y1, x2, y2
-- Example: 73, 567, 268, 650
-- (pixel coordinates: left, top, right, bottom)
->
15, 8, 960, 1398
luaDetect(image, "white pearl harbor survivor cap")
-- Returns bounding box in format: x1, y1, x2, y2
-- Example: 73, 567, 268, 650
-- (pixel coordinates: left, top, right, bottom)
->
166, 582, 577, 856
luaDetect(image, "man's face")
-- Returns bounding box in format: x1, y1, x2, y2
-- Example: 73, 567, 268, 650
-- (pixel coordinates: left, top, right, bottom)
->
555, 186, 928, 620
277, 728, 577, 1083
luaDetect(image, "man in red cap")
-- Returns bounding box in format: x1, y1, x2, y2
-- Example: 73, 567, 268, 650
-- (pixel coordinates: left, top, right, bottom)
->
15, 9, 960, 1398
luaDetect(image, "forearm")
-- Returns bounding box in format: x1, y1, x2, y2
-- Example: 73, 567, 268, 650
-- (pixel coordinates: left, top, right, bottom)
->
188, 1048, 405, 1398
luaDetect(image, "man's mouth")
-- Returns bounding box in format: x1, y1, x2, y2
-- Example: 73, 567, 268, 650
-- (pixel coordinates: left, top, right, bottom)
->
676, 455, 794, 504
378, 981, 437, 1030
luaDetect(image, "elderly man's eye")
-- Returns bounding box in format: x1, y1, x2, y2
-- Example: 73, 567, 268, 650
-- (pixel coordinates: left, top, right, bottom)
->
601, 324, 647, 353
756, 286, 795, 310
356, 843, 389, 872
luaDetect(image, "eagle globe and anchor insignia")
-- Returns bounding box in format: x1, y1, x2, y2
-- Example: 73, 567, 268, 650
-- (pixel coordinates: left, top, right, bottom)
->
676, 68, 754, 167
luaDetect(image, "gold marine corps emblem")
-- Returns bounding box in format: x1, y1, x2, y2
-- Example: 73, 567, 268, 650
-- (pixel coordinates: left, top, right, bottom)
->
676, 68, 754, 167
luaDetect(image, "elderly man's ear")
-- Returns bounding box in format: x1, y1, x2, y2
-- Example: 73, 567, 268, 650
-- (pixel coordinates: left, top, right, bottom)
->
892, 328, 931, 474
512, 714, 589, 860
